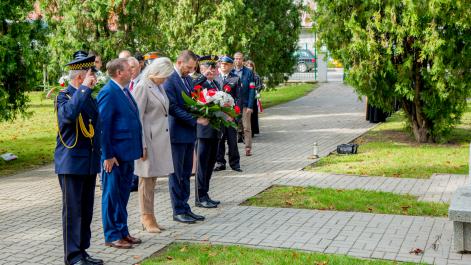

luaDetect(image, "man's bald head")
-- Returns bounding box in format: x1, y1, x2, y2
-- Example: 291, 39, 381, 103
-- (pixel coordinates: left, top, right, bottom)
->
119, 50, 132, 58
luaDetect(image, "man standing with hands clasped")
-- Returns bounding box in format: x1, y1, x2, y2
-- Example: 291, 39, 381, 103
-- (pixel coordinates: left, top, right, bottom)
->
97, 58, 143, 249
164, 50, 209, 224
214, 55, 243, 172
55, 51, 103, 265
233, 52, 256, 156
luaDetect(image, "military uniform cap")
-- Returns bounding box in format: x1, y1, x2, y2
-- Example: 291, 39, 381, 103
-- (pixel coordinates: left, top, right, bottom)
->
66, 50, 97, 72
144, 51, 159, 61
219, 55, 234, 64
199, 55, 219, 67
144, 51, 160, 65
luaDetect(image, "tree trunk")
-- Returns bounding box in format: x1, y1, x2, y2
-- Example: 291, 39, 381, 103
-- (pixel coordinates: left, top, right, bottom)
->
403, 100, 431, 143
411, 116, 430, 143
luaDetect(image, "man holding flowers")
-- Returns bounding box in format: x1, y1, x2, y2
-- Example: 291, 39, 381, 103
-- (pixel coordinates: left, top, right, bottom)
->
214, 55, 243, 172
164, 50, 209, 224
194, 55, 225, 208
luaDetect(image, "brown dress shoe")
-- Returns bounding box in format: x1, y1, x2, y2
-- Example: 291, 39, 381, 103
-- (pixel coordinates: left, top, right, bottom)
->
124, 235, 142, 244
105, 239, 132, 249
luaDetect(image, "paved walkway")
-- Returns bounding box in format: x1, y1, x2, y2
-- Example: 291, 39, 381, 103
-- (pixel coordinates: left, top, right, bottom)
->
276, 171, 468, 203
0, 82, 466, 265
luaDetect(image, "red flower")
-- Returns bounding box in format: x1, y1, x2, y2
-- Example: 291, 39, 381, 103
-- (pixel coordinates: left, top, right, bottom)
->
249, 82, 256, 89
60, 83, 65, 87
207, 89, 216, 97
198, 90, 206, 104
224, 85, 231, 92
234, 105, 241, 115
191, 92, 198, 98
194, 85, 203, 91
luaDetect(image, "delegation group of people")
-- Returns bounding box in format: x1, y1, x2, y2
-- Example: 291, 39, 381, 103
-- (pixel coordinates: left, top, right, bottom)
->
54, 48, 263, 265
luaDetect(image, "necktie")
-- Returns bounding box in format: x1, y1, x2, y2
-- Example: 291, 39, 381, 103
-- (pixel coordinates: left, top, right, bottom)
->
123, 88, 136, 111
182, 77, 191, 93
211, 81, 219, 90
129, 80, 134, 92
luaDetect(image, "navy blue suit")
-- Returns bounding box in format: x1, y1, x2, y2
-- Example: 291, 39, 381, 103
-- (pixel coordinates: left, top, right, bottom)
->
195, 80, 221, 202
215, 72, 242, 169
55, 84, 101, 265
97, 79, 142, 243
163, 70, 197, 215
232, 66, 255, 108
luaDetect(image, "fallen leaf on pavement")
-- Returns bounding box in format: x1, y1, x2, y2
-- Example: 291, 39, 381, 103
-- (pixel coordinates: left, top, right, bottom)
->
409, 248, 424, 255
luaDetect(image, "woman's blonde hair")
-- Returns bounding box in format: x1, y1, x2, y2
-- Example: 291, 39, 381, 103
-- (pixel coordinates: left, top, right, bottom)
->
245, 60, 256, 73
143, 57, 174, 80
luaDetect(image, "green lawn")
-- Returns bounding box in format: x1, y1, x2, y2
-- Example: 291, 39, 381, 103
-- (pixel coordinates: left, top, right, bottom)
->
243, 185, 449, 217
141, 243, 418, 265
307, 104, 471, 179
260, 83, 317, 109
0, 92, 56, 176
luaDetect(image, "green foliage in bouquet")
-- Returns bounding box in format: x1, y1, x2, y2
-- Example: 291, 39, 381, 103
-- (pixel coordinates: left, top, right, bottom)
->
181, 91, 238, 130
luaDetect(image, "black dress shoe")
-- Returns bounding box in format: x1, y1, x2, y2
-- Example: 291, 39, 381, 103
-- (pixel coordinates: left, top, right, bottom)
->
213, 165, 226, 171
83, 255, 104, 265
232, 167, 243, 172
173, 214, 196, 224
207, 197, 220, 205
70, 259, 88, 265
187, 211, 205, 221
195, 200, 217, 208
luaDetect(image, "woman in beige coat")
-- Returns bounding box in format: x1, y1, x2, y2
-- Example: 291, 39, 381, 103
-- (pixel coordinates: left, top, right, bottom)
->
132, 57, 174, 233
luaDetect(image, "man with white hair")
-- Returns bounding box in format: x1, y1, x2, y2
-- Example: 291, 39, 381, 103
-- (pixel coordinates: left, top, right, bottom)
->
127, 57, 141, 91
55, 50, 103, 265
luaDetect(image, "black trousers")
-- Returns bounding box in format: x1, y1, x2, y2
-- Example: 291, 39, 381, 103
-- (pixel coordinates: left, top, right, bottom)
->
216, 126, 240, 169
251, 100, 260, 135
168, 142, 194, 215
58, 174, 96, 265
195, 138, 219, 201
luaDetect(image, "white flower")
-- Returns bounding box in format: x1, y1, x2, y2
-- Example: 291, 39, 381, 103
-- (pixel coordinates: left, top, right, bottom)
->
58, 75, 69, 85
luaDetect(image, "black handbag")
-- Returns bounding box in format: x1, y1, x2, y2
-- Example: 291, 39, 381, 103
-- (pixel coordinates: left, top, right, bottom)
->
336, 143, 359, 154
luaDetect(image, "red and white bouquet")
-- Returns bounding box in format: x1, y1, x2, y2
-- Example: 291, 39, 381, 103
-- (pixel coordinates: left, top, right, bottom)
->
182, 84, 240, 129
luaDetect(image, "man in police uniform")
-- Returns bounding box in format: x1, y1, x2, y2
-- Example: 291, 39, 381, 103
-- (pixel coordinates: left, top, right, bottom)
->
214, 55, 242, 172
55, 51, 103, 265
194, 55, 221, 208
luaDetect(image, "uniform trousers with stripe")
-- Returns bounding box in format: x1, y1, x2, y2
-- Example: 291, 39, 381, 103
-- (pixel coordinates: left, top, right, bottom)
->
58, 174, 96, 265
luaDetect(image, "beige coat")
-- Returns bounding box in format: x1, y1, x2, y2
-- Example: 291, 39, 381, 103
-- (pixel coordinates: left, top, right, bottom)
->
132, 79, 174, 177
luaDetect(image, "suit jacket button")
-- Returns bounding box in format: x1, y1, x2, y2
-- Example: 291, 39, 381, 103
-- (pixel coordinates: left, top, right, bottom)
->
165, 114, 168, 117
166, 129, 168, 132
